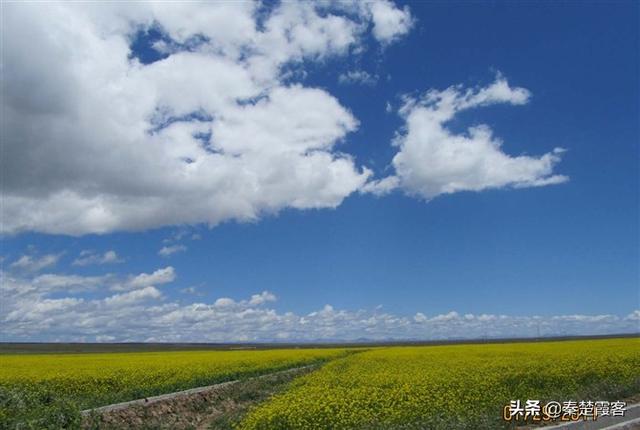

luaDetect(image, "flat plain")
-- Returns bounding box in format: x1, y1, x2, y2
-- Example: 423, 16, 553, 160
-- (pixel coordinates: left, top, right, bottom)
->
0, 337, 638, 429
239, 338, 640, 429
0, 348, 349, 429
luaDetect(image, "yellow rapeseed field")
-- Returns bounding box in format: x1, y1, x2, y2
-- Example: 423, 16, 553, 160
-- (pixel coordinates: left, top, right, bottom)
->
2, 339, 638, 429
0, 348, 349, 429
238, 338, 640, 429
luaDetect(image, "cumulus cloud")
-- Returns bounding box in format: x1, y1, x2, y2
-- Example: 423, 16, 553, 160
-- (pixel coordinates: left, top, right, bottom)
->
158, 245, 187, 257
214, 298, 236, 308
120, 266, 176, 291
9, 253, 61, 273
103, 286, 162, 307
363, 74, 568, 199
1, 1, 415, 236
339, 70, 379, 86
368, 0, 414, 44
625, 310, 640, 321
73, 250, 123, 266
1, 264, 636, 342
249, 291, 277, 306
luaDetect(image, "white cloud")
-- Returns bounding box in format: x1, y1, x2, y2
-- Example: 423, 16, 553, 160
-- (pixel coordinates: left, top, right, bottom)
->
104, 286, 162, 307
163, 229, 200, 243
32, 273, 108, 293
338, 70, 378, 86
158, 245, 187, 257
368, 0, 414, 44
73, 250, 123, 266
121, 266, 176, 291
9, 253, 61, 273
214, 297, 236, 308
430, 311, 460, 322
364, 74, 568, 199
249, 291, 277, 306
413, 312, 427, 323
362, 176, 400, 196
385, 101, 393, 113
1, 1, 412, 235
1, 265, 637, 342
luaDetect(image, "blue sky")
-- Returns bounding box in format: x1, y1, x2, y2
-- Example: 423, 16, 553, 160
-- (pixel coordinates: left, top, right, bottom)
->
1, 1, 638, 341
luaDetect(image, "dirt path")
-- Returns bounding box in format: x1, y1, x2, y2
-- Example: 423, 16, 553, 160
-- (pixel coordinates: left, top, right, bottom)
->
81, 365, 316, 429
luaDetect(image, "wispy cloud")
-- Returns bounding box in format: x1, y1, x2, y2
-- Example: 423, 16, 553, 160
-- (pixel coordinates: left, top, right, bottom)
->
72, 250, 123, 266
116, 266, 176, 291
158, 245, 187, 257
9, 253, 61, 273
339, 70, 378, 86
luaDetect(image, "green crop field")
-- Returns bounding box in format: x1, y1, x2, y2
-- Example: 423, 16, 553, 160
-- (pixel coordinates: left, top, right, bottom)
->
0, 338, 638, 429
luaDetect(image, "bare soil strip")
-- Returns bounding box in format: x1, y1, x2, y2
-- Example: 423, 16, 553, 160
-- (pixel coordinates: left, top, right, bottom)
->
81, 365, 316, 429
